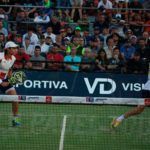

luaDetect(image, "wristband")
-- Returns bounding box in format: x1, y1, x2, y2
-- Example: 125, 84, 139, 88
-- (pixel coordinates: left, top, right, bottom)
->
0, 79, 2, 84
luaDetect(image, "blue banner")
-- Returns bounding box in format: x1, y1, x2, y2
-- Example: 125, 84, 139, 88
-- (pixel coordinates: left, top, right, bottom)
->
14, 71, 148, 98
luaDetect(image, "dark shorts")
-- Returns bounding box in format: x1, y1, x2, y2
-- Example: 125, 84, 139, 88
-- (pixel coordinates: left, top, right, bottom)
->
142, 90, 150, 98
0, 79, 14, 93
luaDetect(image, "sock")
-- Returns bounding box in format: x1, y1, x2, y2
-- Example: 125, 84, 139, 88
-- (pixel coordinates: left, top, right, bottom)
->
116, 114, 125, 121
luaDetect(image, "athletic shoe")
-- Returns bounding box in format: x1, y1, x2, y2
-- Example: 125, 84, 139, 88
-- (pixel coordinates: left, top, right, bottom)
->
12, 117, 21, 127
111, 118, 122, 128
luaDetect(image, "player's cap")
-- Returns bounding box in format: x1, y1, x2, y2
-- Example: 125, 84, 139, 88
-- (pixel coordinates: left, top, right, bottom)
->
5, 41, 18, 49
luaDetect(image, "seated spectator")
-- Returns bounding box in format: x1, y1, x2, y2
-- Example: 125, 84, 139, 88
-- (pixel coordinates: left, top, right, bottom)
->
129, 35, 138, 50
129, 0, 143, 15
136, 38, 150, 60
29, 45, 46, 70
48, 16, 61, 35
8, 31, 22, 46
95, 49, 109, 72
16, 10, 29, 34
107, 47, 125, 73
46, 44, 64, 71
80, 48, 95, 72
64, 46, 81, 71
0, 20, 8, 38
34, 12, 50, 23
120, 40, 136, 61
36, 25, 44, 39
23, 36, 35, 56
142, 31, 150, 46
14, 47, 30, 69
20, 0, 37, 18
97, 0, 113, 11
115, 0, 129, 20
90, 37, 103, 54
76, 37, 85, 56
40, 35, 50, 56
44, 26, 56, 43
126, 52, 147, 74
55, 34, 66, 53
129, 13, 144, 36
100, 27, 110, 47
144, 12, 150, 33
82, 29, 91, 47
94, 14, 109, 33
22, 27, 39, 46
77, 11, 89, 31
73, 26, 82, 38
104, 38, 116, 59
124, 29, 133, 42
0, 33, 5, 52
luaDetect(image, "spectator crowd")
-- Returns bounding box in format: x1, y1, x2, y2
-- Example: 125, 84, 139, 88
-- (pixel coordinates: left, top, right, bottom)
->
0, 0, 149, 73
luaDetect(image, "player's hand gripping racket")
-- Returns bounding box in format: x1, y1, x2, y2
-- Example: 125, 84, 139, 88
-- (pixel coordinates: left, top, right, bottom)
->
8, 71, 26, 85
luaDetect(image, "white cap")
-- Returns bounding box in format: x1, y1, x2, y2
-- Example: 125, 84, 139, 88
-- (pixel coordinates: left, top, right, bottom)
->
5, 41, 18, 49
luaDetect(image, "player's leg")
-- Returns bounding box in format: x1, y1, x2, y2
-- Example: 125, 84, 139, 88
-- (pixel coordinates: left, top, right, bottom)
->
111, 90, 149, 128
6, 88, 20, 126
111, 105, 145, 128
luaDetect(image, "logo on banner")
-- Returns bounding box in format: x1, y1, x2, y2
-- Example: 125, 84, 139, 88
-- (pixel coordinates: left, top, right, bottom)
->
45, 96, 52, 103
18, 95, 26, 101
84, 78, 116, 95
144, 98, 150, 106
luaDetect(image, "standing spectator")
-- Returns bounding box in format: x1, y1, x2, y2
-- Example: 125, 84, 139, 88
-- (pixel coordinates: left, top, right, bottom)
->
70, 0, 83, 21
46, 44, 64, 71
44, 26, 56, 43
30, 45, 46, 70
64, 46, 81, 71
95, 49, 109, 72
0, 20, 8, 38
22, 27, 39, 46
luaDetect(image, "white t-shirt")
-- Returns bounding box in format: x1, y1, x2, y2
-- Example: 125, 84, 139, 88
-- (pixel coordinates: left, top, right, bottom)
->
115, 0, 129, 3
97, 0, 113, 9
0, 54, 16, 79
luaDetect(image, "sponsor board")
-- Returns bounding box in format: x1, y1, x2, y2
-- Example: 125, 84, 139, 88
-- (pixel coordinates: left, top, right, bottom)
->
144, 98, 150, 106
45, 96, 52, 103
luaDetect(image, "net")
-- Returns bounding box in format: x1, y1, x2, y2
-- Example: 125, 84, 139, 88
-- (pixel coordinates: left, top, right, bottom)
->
0, 95, 150, 150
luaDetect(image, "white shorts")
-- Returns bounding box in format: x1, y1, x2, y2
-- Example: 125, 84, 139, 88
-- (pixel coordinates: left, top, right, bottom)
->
70, 0, 83, 6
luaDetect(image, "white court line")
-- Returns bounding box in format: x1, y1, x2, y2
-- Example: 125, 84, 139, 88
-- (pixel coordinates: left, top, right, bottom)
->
59, 115, 67, 150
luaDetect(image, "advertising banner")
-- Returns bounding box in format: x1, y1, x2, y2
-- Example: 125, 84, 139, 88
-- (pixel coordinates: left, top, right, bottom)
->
14, 71, 147, 98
